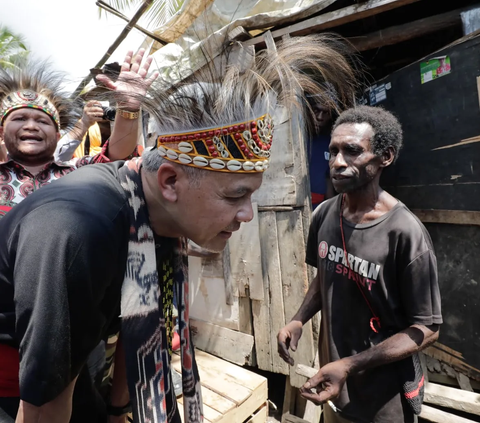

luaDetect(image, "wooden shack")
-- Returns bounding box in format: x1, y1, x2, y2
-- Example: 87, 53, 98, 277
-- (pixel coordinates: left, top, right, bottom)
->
100, 0, 480, 421
187, 1, 480, 421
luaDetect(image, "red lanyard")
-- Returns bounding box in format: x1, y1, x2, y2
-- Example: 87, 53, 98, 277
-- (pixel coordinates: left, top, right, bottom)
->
340, 194, 381, 334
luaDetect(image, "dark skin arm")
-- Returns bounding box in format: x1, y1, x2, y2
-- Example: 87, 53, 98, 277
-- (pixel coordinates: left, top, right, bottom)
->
300, 323, 439, 405
277, 273, 322, 365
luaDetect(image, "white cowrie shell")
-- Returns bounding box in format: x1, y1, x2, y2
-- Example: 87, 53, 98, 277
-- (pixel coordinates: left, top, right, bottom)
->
178, 142, 193, 153
210, 158, 226, 169
263, 160, 269, 170
242, 161, 254, 171
243, 130, 252, 140
255, 161, 264, 171
179, 153, 192, 164
221, 150, 229, 158
227, 160, 242, 171
158, 146, 167, 156
193, 156, 209, 167
166, 149, 178, 160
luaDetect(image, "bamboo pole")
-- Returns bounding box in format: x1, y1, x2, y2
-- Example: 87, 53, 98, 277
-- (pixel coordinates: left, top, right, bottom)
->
96, 0, 167, 46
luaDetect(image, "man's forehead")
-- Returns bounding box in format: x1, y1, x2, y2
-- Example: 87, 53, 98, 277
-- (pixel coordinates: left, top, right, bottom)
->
4, 107, 58, 130
313, 104, 330, 112
214, 171, 263, 192
332, 122, 373, 141
7, 107, 50, 119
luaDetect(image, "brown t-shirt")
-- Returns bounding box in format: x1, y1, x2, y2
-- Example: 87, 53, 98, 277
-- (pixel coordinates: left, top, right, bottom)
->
306, 195, 442, 423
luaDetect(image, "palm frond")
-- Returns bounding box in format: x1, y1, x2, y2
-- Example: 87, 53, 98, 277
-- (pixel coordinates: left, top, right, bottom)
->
98, 0, 141, 19
0, 25, 29, 70
98, 0, 185, 29
144, 0, 185, 28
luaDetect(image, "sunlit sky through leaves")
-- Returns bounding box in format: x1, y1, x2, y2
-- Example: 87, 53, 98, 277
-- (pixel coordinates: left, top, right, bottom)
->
0, 0, 147, 94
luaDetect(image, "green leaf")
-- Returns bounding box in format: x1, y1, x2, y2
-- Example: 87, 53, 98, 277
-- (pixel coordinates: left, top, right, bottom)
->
0, 25, 29, 69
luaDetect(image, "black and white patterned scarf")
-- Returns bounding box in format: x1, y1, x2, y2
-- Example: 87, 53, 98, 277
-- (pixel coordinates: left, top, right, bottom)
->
118, 158, 203, 423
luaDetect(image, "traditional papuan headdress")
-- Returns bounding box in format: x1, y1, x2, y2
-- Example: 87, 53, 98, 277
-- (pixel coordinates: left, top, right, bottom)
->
105, 33, 360, 173
0, 61, 78, 130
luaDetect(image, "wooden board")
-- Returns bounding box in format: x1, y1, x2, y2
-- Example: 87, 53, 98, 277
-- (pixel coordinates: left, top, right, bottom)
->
244, 402, 268, 423
283, 414, 310, 423
252, 107, 298, 207
189, 256, 241, 332
412, 209, 480, 225
349, 7, 464, 52
253, 211, 289, 374
276, 210, 315, 387
229, 203, 264, 300
244, 0, 422, 46
424, 382, 480, 416
190, 318, 255, 366
172, 349, 268, 423
302, 353, 322, 423
420, 404, 477, 423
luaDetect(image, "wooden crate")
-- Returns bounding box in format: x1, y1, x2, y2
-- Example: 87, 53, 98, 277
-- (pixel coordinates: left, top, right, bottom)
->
172, 349, 268, 423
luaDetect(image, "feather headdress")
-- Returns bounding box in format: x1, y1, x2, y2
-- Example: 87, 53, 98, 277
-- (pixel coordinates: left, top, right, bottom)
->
0, 61, 78, 130
104, 33, 361, 172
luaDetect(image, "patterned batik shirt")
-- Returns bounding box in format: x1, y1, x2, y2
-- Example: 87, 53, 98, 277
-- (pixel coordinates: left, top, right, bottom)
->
0, 151, 110, 218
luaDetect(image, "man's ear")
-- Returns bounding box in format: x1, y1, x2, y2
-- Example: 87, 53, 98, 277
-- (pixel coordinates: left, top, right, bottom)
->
156, 162, 181, 203
380, 146, 395, 168
56, 131, 61, 142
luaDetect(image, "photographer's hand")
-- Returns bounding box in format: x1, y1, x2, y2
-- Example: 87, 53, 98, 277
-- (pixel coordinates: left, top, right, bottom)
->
81, 101, 103, 127
56, 101, 103, 155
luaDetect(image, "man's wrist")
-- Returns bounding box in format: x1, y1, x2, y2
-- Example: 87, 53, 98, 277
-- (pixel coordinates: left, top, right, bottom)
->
340, 356, 357, 376
79, 117, 93, 132
289, 317, 305, 327
107, 401, 131, 416
117, 109, 140, 120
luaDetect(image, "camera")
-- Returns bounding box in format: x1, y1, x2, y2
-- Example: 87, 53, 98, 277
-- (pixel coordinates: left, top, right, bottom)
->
101, 106, 116, 121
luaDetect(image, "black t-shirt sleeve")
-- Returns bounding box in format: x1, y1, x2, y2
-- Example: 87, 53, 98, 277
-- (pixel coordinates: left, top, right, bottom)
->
12, 202, 124, 406
400, 249, 443, 326
306, 201, 326, 267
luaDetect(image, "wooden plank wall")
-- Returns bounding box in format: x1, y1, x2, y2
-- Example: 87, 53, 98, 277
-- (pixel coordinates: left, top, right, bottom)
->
229, 203, 264, 300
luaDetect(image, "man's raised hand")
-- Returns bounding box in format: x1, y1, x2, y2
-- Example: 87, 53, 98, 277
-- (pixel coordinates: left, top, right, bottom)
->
95, 49, 159, 112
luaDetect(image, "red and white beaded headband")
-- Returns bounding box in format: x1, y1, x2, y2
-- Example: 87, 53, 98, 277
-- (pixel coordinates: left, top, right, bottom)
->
155, 113, 274, 173
0, 90, 60, 128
